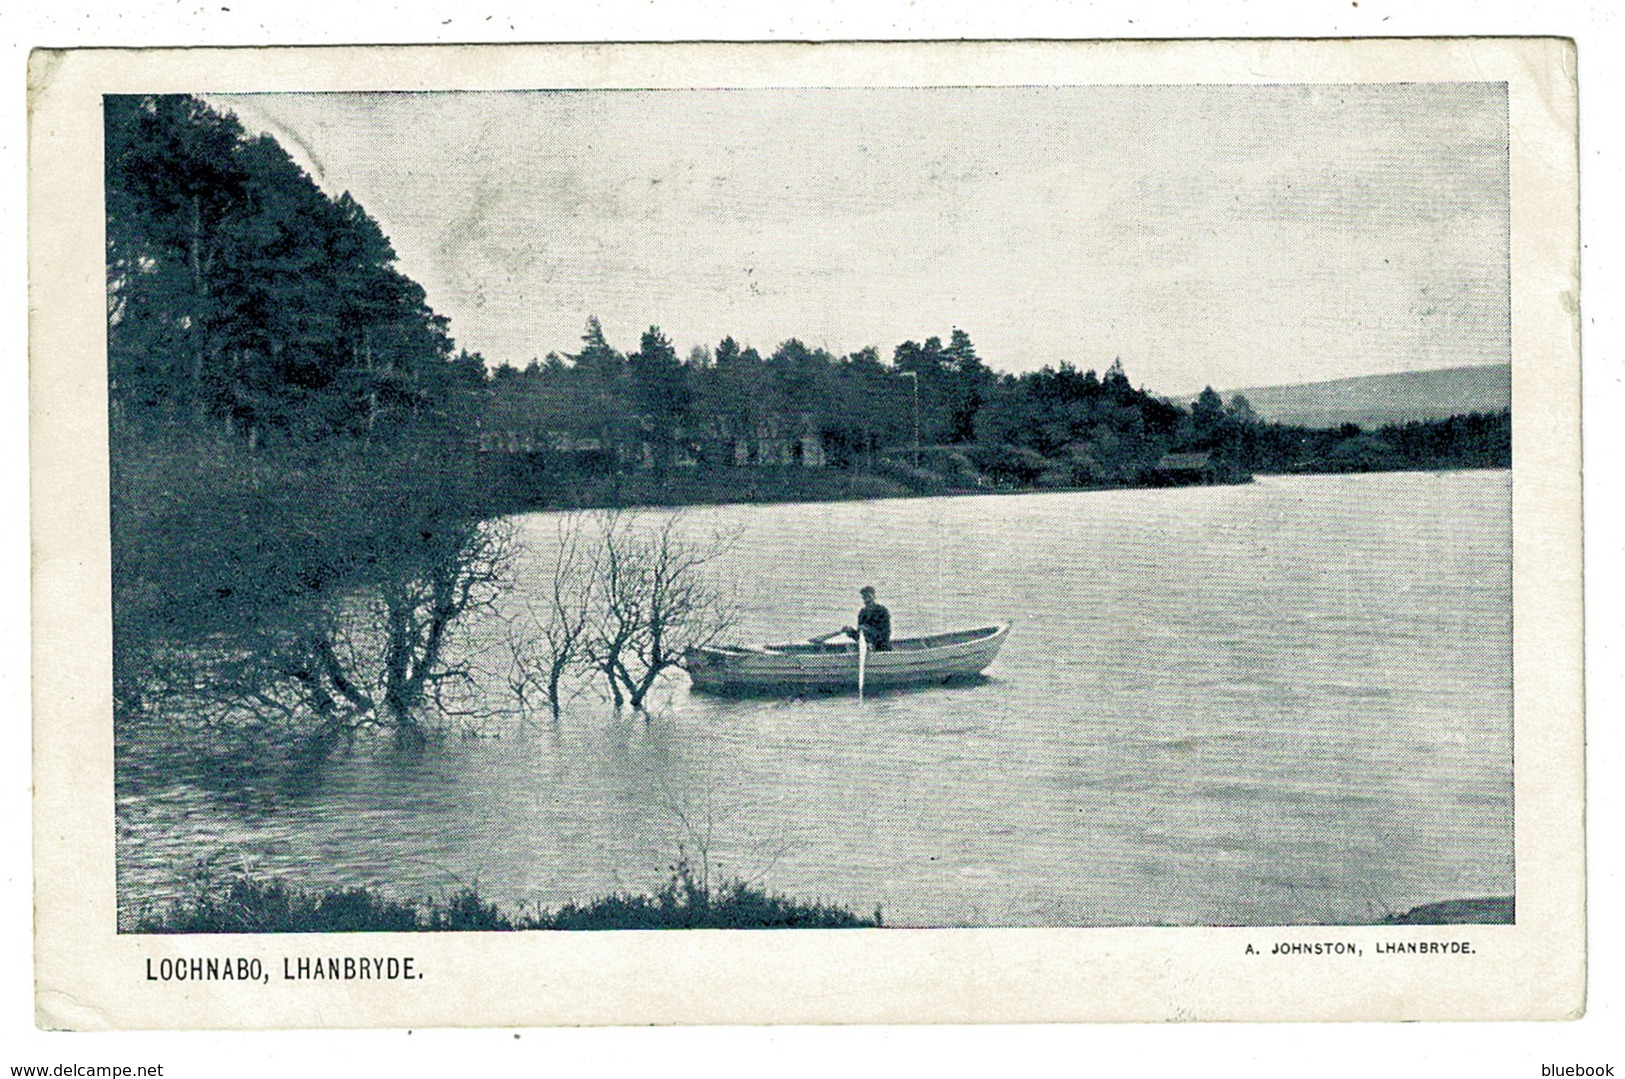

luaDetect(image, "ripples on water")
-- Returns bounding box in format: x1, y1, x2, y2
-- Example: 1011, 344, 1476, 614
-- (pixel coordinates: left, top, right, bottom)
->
118, 471, 1513, 928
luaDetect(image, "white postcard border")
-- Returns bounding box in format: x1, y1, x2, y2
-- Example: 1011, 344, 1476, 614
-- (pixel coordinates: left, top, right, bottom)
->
29, 38, 1582, 1028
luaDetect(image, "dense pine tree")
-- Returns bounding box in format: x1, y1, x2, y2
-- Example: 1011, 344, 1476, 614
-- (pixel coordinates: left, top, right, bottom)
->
106, 94, 465, 450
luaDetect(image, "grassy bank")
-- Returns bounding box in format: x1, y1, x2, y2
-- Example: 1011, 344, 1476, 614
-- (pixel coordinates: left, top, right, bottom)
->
1380, 896, 1514, 925
480, 458, 917, 513
134, 866, 883, 933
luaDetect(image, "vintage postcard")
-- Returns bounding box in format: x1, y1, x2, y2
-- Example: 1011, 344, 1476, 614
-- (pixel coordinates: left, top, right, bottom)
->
30, 38, 1581, 1027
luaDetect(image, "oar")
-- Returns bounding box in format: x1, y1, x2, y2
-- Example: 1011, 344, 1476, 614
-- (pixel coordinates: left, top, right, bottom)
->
857, 629, 867, 703
807, 629, 847, 645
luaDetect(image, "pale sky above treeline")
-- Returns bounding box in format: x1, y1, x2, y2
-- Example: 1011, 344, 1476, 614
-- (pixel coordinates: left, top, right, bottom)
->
219, 82, 1509, 396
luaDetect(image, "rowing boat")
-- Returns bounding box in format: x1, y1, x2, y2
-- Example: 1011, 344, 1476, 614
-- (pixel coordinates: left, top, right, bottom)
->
684, 623, 1009, 694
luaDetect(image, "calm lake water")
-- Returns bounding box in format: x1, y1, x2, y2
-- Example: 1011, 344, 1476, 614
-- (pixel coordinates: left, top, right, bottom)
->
117, 470, 1513, 928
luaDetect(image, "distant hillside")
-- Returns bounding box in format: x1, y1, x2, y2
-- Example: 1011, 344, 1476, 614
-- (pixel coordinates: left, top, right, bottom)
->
1192, 364, 1511, 430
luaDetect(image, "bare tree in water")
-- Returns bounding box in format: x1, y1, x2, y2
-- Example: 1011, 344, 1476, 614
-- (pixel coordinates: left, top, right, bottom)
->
348, 518, 511, 733
505, 512, 598, 721
177, 519, 512, 743
585, 512, 739, 711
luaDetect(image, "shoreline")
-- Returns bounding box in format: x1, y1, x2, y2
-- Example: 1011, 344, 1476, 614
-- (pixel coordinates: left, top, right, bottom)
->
486, 460, 1513, 517
1382, 896, 1515, 925
124, 871, 1513, 932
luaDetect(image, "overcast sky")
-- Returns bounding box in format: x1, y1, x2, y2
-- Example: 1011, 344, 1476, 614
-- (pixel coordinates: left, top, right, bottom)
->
217, 83, 1509, 395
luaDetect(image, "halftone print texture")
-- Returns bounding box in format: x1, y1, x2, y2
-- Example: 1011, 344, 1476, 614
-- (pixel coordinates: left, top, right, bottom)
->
109, 81, 1512, 932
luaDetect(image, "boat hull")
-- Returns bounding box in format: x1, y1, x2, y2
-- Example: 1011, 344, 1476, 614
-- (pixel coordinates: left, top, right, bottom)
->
685, 624, 1009, 694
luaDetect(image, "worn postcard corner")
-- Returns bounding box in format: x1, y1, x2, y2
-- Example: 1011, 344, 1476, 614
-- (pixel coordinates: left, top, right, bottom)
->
31, 38, 1581, 1029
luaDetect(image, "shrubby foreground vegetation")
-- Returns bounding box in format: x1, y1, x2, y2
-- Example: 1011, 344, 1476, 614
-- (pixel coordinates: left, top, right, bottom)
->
138, 855, 881, 933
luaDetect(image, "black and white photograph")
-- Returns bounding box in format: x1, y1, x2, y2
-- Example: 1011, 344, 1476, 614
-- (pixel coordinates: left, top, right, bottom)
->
105, 80, 1519, 933
25, 35, 1585, 1036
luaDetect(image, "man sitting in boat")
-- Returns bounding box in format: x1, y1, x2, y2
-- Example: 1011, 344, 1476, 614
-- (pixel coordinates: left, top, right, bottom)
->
843, 586, 892, 651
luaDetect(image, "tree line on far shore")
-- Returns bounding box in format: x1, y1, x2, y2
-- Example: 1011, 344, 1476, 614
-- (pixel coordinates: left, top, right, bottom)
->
479, 321, 1510, 506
